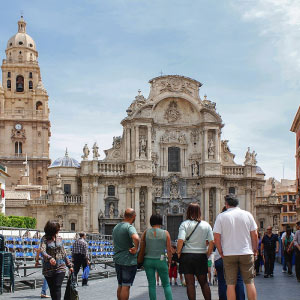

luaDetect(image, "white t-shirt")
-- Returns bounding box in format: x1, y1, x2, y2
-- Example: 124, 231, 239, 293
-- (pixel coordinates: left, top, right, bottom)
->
213, 207, 258, 256
178, 220, 214, 254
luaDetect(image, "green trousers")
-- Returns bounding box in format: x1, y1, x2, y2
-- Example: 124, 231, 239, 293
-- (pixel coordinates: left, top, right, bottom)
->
144, 258, 173, 300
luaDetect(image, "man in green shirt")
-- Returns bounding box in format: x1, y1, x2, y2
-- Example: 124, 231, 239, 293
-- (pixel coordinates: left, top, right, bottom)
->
112, 208, 140, 300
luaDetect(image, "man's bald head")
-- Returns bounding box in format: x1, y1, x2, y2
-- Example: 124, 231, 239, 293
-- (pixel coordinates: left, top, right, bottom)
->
124, 208, 136, 220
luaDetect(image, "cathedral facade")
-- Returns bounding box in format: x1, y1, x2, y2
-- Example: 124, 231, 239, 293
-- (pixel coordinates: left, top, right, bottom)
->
2, 19, 265, 238
44, 76, 265, 239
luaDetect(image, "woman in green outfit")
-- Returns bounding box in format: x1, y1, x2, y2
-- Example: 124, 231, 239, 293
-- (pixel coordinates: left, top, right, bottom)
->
140, 214, 173, 300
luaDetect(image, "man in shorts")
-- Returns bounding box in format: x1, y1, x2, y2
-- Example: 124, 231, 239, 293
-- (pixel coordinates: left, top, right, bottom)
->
213, 194, 258, 300
112, 208, 140, 300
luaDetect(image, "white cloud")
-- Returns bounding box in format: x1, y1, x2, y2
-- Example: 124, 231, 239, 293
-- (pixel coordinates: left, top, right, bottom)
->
233, 0, 300, 86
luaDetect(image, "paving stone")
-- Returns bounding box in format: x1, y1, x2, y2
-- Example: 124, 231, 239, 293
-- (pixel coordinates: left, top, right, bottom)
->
4, 263, 300, 299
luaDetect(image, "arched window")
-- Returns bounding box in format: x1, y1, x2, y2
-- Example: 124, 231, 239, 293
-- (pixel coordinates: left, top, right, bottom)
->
229, 187, 236, 194
168, 147, 180, 172
7, 80, 11, 89
29, 81, 33, 90
15, 142, 22, 155
36, 101, 43, 110
71, 223, 76, 231
16, 75, 24, 92
108, 185, 115, 196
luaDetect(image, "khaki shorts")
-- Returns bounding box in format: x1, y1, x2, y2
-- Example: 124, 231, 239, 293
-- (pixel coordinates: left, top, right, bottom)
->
223, 254, 255, 285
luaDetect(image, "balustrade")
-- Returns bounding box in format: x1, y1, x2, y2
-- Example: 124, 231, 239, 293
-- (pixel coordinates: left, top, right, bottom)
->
64, 194, 82, 204
98, 162, 126, 175
222, 166, 244, 176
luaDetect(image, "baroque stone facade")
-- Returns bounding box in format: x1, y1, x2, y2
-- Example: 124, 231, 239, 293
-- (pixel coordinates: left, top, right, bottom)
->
2, 19, 266, 238
36, 75, 264, 239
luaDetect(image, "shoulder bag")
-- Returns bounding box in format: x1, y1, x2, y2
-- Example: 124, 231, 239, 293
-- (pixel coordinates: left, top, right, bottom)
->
183, 220, 201, 248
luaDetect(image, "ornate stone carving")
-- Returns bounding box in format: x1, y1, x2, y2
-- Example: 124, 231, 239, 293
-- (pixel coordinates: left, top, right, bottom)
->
92, 142, 100, 160
271, 178, 276, 195
244, 147, 257, 166
160, 130, 187, 144
81, 144, 89, 160
11, 128, 26, 140
151, 152, 158, 173
190, 129, 199, 144
158, 77, 194, 96
202, 95, 216, 110
113, 136, 121, 149
191, 161, 199, 177
126, 90, 146, 116
120, 210, 124, 218
164, 101, 181, 123
208, 139, 215, 158
98, 209, 104, 219
109, 203, 114, 219
139, 136, 147, 159
55, 173, 63, 194
170, 175, 181, 200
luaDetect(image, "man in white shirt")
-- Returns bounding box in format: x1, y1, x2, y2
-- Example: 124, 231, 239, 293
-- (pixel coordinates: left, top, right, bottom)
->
213, 194, 258, 300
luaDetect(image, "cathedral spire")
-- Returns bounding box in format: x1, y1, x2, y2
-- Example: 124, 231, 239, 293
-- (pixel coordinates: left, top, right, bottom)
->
18, 15, 26, 33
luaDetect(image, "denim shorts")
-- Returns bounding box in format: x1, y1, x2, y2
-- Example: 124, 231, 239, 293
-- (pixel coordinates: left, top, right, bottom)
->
115, 264, 137, 286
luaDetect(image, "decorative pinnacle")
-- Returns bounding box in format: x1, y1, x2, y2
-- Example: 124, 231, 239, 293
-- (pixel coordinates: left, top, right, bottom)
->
65, 148, 69, 157
204, 94, 207, 100
138, 89, 141, 96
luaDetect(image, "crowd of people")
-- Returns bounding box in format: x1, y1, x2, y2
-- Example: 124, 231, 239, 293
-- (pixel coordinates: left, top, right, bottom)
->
112, 194, 300, 300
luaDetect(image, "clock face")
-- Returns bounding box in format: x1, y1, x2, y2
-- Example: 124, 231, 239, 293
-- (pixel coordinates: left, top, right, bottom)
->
15, 124, 22, 130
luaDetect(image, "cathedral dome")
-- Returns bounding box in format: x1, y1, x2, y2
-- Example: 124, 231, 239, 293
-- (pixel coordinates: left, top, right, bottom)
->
6, 17, 36, 51
50, 149, 80, 168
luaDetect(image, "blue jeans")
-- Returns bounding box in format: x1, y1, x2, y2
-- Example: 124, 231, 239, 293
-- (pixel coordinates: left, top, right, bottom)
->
41, 278, 48, 295
215, 258, 245, 300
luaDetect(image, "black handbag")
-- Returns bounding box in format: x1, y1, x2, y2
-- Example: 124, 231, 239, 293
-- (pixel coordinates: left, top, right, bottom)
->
64, 273, 79, 300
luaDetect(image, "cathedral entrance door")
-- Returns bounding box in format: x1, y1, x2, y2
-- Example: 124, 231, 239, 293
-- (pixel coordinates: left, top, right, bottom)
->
167, 215, 183, 241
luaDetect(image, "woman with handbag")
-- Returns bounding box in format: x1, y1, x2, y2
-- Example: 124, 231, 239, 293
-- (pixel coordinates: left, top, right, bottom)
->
40, 220, 73, 300
138, 214, 173, 300
177, 203, 214, 300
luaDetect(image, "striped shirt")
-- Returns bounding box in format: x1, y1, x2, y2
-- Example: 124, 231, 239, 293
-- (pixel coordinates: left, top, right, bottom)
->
40, 235, 72, 277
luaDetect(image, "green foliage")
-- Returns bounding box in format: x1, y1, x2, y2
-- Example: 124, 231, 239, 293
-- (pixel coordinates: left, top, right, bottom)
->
0, 213, 36, 229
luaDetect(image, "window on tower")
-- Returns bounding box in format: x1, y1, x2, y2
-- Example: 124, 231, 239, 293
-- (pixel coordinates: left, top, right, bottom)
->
29, 72, 33, 78
168, 147, 180, 172
36, 101, 43, 110
7, 80, 11, 89
7, 72, 11, 78
15, 142, 22, 156
16, 75, 24, 92
29, 81, 33, 90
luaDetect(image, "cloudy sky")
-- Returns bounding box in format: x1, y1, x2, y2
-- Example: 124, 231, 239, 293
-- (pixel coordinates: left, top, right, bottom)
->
0, 0, 299, 180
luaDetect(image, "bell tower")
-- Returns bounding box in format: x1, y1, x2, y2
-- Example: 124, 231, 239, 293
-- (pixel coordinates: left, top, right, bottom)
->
0, 17, 51, 187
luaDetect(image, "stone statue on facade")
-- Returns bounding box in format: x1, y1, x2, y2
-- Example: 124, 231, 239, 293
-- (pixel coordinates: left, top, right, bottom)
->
120, 210, 124, 218
251, 151, 257, 165
140, 190, 146, 206
271, 177, 276, 195
192, 161, 199, 177
140, 209, 145, 223
109, 203, 114, 219
55, 173, 63, 194
178, 134, 187, 144
82, 144, 90, 160
244, 147, 252, 165
208, 139, 215, 157
98, 209, 104, 219
92, 142, 100, 160
139, 136, 147, 159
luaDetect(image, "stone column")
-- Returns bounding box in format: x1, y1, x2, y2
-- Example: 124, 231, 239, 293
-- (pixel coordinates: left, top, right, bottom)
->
126, 127, 130, 161
203, 129, 208, 162
204, 188, 209, 222
126, 188, 131, 208
147, 125, 152, 161
147, 187, 152, 228
134, 187, 140, 232
215, 129, 219, 161
135, 125, 139, 159
245, 189, 251, 212
92, 181, 99, 233
216, 187, 221, 217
